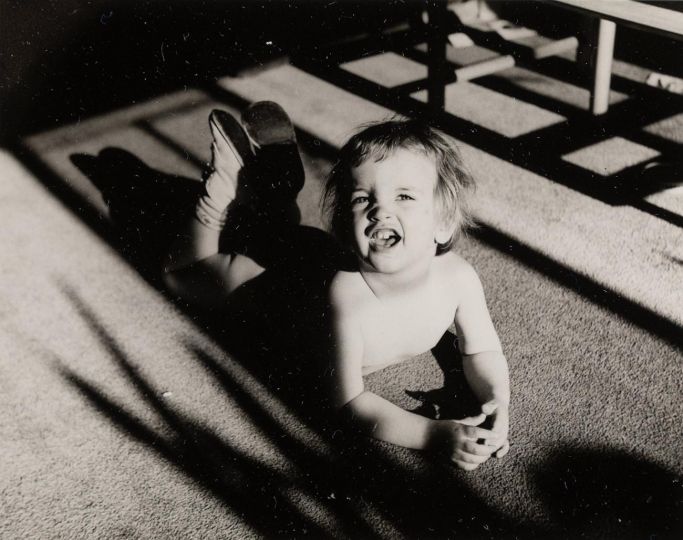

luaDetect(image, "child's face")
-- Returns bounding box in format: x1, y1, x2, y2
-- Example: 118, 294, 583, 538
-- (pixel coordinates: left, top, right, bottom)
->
348, 148, 453, 276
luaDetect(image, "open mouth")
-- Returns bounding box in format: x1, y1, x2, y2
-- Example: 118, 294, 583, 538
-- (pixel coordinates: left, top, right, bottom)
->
368, 228, 401, 249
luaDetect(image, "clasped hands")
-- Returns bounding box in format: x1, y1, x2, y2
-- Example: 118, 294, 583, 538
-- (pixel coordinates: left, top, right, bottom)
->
430, 399, 509, 471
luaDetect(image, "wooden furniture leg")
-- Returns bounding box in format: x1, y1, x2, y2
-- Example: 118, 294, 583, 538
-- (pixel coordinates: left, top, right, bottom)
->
591, 18, 617, 115
427, 0, 448, 114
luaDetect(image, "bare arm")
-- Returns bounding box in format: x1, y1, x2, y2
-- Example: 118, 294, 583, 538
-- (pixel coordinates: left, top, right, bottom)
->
463, 351, 510, 407
345, 391, 438, 449
462, 350, 510, 458
454, 262, 510, 455
453, 262, 509, 402
329, 276, 498, 465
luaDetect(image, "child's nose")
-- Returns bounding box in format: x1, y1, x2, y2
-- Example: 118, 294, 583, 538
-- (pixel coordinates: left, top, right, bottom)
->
368, 201, 393, 222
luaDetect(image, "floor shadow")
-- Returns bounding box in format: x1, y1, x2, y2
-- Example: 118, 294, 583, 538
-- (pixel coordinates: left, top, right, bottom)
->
471, 224, 683, 350
2, 1, 427, 144
406, 331, 481, 421
70, 147, 200, 277
56, 285, 335, 538
534, 448, 683, 540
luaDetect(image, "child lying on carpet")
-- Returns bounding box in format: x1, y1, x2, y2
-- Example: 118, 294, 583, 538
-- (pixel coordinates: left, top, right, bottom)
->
164, 102, 510, 471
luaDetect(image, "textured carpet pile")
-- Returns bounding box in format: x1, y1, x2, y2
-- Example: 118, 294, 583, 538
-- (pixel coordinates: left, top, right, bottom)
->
2, 55, 682, 539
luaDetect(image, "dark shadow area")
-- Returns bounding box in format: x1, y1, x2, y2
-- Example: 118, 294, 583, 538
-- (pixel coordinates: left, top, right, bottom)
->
0, 0, 420, 143
4, 0, 680, 141
407, 331, 482, 421
534, 448, 683, 540
57, 285, 335, 538
70, 147, 200, 278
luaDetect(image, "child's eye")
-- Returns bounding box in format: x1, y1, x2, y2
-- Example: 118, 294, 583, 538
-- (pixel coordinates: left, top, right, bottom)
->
397, 194, 415, 201
351, 196, 369, 206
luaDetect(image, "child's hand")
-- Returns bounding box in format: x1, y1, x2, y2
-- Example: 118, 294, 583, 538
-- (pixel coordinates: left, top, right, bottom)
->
430, 414, 502, 471
481, 400, 509, 459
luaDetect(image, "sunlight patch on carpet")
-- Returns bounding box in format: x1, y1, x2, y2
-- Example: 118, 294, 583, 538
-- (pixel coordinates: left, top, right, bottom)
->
412, 82, 565, 137
340, 52, 427, 88
562, 137, 660, 176
643, 113, 683, 144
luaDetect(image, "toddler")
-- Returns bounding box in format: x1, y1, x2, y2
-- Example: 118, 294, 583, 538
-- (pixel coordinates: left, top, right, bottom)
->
164, 103, 510, 471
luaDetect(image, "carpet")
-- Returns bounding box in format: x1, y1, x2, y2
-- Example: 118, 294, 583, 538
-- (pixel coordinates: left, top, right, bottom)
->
2, 56, 682, 539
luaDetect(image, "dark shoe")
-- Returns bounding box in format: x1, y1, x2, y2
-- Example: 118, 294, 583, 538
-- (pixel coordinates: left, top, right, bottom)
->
240, 101, 305, 205
241, 101, 297, 147
219, 102, 305, 261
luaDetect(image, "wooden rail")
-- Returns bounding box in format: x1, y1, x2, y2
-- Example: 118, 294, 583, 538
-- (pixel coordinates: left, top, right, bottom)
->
546, 0, 683, 41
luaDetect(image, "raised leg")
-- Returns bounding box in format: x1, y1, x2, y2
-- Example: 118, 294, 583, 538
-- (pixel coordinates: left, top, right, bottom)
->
163, 103, 304, 309
163, 109, 262, 308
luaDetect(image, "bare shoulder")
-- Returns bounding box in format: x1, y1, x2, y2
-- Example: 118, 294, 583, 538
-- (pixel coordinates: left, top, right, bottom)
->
329, 270, 370, 313
435, 251, 482, 288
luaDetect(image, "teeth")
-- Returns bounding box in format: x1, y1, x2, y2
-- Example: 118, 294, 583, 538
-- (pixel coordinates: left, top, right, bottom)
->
372, 230, 395, 240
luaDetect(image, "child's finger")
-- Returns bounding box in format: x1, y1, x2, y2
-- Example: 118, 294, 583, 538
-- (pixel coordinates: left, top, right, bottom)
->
491, 417, 508, 442
493, 439, 510, 459
482, 436, 506, 447
453, 459, 481, 471
462, 440, 496, 456
481, 400, 498, 416
453, 449, 489, 465
455, 413, 486, 426
460, 425, 500, 442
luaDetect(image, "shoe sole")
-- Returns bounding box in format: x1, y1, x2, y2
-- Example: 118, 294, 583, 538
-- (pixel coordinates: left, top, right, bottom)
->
241, 101, 297, 147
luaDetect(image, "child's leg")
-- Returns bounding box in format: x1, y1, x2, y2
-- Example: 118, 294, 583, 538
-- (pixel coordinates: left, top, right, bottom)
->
163, 103, 304, 309
225, 101, 305, 268
163, 110, 265, 308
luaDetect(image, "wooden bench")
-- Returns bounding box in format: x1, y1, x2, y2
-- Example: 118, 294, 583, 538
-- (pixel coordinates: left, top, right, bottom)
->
545, 0, 683, 114
424, 0, 683, 115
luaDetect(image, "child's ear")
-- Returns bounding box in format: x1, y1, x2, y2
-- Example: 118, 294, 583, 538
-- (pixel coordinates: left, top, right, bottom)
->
435, 217, 457, 245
